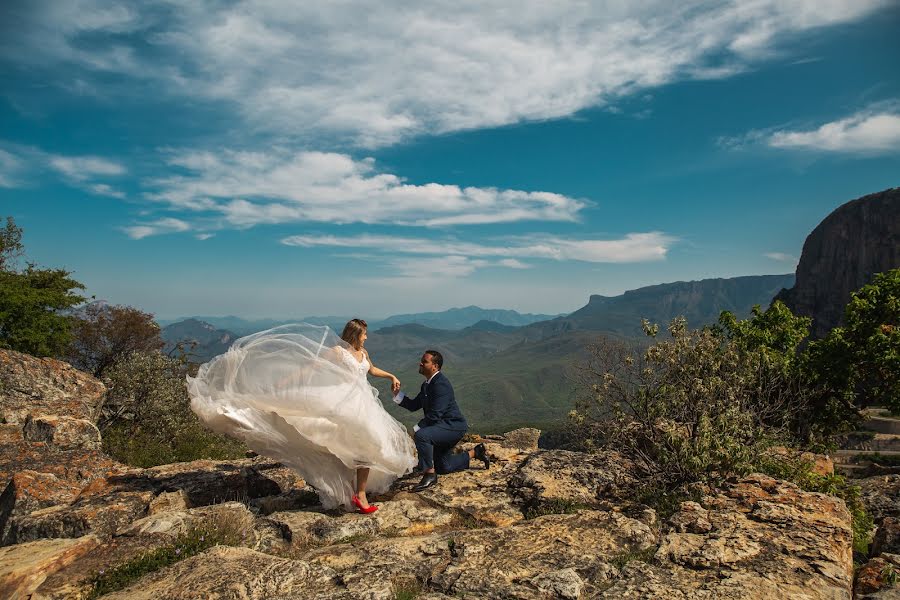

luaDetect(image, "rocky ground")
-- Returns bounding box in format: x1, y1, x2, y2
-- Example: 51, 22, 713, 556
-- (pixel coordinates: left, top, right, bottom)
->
1, 348, 899, 599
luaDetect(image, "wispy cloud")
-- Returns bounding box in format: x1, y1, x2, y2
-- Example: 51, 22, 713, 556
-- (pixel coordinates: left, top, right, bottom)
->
764, 252, 797, 262
2, 1, 890, 147
0, 150, 24, 188
48, 155, 126, 180
282, 232, 677, 265
144, 149, 586, 228
123, 217, 191, 239
721, 106, 900, 155
768, 110, 900, 154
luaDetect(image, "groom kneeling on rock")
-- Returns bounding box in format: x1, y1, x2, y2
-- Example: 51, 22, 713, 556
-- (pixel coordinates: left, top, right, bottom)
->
393, 350, 490, 492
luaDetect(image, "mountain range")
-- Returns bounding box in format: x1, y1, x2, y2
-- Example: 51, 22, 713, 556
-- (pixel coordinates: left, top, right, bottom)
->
162, 273, 793, 430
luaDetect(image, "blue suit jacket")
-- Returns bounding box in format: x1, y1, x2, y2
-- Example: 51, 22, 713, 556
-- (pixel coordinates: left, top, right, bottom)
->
399, 371, 468, 432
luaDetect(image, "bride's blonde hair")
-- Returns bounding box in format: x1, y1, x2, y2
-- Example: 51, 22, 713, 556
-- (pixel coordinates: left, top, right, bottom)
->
340, 319, 367, 349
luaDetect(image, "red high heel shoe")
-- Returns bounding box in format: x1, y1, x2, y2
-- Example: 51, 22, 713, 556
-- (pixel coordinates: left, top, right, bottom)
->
352, 495, 378, 514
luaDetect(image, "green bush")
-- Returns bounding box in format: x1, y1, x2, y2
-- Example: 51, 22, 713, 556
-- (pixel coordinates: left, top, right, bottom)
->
570, 315, 805, 488
100, 350, 246, 467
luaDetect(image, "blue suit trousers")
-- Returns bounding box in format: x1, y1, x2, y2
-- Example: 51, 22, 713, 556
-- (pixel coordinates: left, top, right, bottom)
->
414, 426, 470, 473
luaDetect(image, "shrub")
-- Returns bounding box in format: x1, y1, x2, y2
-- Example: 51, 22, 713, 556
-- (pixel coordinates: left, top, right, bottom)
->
100, 350, 245, 467
570, 316, 806, 488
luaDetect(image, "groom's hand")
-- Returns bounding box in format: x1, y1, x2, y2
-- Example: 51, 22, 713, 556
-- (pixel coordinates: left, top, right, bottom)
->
391, 379, 401, 394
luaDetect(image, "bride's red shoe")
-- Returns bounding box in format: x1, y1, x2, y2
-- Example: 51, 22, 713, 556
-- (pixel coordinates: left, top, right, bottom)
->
352, 495, 378, 514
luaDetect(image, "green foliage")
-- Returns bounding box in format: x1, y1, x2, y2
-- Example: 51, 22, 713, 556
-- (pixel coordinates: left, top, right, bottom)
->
0, 216, 86, 357
843, 452, 900, 468
100, 350, 245, 467
609, 547, 657, 569
807, 268, 900, 414
523, 498, 589, 520
571, 315, 805, 487
0, 216, 24, 270
392, 579, 423, 600
756, 454, 873, 555
65, 303, 164, 377
0, 266, 85, 357
87, 516, 244, 598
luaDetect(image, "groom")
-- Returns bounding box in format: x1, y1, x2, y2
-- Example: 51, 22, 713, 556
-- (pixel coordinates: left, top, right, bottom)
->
392, 350, 490, 491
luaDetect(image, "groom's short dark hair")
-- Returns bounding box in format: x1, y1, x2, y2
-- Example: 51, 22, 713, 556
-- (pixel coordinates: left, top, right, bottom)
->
425, 350, 443, 369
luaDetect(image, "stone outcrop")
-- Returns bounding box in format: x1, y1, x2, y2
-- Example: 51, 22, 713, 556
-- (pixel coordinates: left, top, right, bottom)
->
775, 187, 900, 338
0, 349, 106, 425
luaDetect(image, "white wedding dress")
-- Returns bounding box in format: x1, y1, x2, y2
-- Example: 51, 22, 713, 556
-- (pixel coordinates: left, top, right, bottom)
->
186, 324, 417, 510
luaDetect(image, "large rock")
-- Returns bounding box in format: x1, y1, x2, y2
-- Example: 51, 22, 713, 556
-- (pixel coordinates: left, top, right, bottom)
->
267, 492, 455, 548
602, 474, 854, 599
0, 535, 99, 600
75, 457, 299, 510
854, 553, 900, 599
873, 517, 900, 556
23, 416, 101, 450
0, 349, 106, 425
775, 187, 900, 338
101, 546, 340, 600
510, 449, 640, 511
4, 490, 154, 544
859, 475, 900, 524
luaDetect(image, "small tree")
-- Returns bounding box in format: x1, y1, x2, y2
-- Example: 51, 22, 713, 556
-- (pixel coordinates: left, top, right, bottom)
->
0, 216, 86, 357
0, 216, 24, 271
66, 303, 164, 378
0, 266, 85, 357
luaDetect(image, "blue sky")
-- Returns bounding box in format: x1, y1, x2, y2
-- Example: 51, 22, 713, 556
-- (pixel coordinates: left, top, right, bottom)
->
1, 1, 898, 320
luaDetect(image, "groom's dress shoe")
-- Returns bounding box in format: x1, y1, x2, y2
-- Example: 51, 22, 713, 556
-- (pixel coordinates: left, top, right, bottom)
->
413, 472, 438, 492
473, 443, 490, 470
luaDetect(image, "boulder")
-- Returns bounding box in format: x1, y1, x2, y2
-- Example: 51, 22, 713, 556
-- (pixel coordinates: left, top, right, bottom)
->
95, 457, 290, 507
100, 546, 341, 600
267, 492, 455, 548
4, 490, 153, 544
23, 416, 101, 451
510, 449, 640, 510
603, 474, 854, 599
0, 534, 99, 600
873, 517, 900, 556
854, 553, 900, 598
859, 475, 900, 523
0, 349, 106, 425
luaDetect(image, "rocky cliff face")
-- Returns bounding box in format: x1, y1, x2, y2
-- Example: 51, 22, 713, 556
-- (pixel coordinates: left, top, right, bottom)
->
0, 347, 898, 599
776, 188, 900, 339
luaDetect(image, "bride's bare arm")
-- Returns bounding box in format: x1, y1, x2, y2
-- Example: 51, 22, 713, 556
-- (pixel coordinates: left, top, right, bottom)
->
364, 350, 401, 392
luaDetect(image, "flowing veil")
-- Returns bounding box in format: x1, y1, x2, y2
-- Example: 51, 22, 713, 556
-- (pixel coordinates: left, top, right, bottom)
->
187, 324, 416, 509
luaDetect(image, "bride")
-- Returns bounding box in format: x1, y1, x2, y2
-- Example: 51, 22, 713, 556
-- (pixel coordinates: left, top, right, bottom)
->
187, 319, 417, 513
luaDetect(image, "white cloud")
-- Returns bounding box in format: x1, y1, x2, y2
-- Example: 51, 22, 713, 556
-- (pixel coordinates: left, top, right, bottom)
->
764, 252, 797, 262
768, 110, 900, 153
0, 150, 23, 188
48, 155, 126, 180
145, 149, 586, 227
282, 232, 676, 264
3, 1, 889, 147
88, 183, 126, 199
123, 217, 191, 239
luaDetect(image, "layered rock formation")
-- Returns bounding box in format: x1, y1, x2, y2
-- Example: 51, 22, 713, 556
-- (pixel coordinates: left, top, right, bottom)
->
776, 187, 900, 338
1, 347, 898, 598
